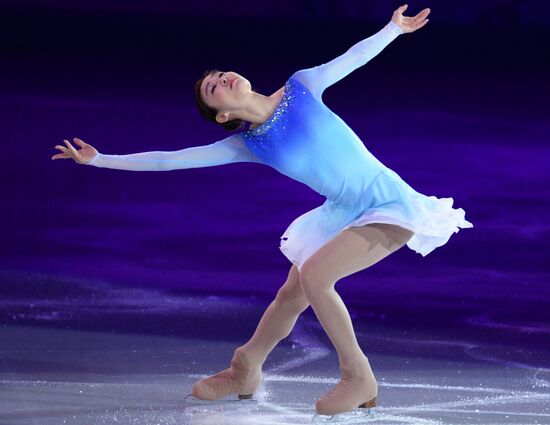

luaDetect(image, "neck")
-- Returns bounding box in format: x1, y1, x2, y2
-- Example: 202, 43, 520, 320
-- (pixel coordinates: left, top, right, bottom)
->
241, 88, 285, 129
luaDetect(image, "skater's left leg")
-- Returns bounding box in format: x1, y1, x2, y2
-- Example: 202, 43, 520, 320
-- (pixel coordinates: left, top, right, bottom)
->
299, 223, 414, 415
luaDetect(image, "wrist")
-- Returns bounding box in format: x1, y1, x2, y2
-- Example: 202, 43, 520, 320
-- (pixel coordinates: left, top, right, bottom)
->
87, 152, 102, 166
386, 21, 404, 36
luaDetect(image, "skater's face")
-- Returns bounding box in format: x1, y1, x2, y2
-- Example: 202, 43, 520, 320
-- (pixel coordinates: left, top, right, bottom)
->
200, 71, 251, 124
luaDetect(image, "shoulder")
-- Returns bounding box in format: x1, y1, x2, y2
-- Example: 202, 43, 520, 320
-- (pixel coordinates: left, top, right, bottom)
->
289, 67, 324, 102
291, 66, 321, 81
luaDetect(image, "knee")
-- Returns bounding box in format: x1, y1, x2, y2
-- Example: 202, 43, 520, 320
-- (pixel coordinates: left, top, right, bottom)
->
275, 279, 305, 306
298, 259, 329, 297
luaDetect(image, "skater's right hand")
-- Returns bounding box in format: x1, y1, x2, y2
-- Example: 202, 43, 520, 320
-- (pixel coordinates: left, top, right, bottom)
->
51, 137, 98, 165
391, 4, 430, 34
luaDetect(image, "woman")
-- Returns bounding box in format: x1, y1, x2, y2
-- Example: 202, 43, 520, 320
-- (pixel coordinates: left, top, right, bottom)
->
52, 4, 473, 419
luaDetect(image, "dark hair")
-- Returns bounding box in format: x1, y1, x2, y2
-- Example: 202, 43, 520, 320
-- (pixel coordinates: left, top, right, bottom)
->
194, 69, 249, 132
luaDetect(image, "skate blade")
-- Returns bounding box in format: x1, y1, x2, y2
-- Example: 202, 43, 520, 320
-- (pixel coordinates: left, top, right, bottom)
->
312, 407, 377, 424
184, 393, 258, 405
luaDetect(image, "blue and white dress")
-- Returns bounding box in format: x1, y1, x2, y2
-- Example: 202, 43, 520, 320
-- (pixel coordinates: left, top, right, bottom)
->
89, 21, 474, 272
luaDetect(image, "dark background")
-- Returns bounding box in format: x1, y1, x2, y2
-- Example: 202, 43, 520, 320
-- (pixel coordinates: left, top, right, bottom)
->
1, 0, 549, 353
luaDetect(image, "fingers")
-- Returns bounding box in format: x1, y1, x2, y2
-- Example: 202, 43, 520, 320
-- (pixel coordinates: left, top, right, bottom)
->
64, 139, 83, 162
51, 152, 70, 160
413, 10, 430, 29
415, 8, 430, 19
63, 139, 79, 155
73, 137, 86, 147
393, 4, 407, 18
404, 8, 430, 23
52, 145, 71, 160
53, 141, 77, 161
401, 6, 430, 32
417, 18, 429, 29
55, 145, 70, 154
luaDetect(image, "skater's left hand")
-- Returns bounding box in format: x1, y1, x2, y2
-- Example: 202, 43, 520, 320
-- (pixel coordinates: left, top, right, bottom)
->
391, 4, 430, 34
52, 138, 98, 164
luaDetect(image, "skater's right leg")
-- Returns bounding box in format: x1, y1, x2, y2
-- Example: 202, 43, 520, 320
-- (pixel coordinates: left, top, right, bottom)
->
191, 264, 310, 400
239, 263, 310, 365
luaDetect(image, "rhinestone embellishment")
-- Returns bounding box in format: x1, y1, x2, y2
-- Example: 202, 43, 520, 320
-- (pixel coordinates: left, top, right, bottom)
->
240, 77, 310, 158
242, 78, 298, 137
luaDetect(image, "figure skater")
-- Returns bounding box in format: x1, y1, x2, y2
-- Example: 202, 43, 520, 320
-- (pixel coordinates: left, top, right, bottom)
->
52, 4, 473, 420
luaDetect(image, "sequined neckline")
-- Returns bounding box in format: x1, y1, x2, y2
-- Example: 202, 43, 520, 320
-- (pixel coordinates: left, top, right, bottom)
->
244, 78, 293, 136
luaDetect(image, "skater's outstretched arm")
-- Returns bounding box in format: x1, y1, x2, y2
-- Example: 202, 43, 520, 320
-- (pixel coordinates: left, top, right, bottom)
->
52, 134, 262, 171
291, 4, 430, 101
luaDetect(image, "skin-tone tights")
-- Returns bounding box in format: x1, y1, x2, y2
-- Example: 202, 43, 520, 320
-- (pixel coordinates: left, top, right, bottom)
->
240, 223, 415, 369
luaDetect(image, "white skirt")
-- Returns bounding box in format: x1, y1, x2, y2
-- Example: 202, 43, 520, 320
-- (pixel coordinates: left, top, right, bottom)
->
279, 168, 474, 272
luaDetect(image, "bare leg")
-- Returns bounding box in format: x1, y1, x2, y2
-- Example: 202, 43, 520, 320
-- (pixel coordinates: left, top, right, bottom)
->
298, 223, 414, 415
191, 263, 310, 399
239, 264, 310, 365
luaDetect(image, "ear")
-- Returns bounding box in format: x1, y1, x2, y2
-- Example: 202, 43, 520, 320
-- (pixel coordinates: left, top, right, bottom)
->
216, 112, 230, 124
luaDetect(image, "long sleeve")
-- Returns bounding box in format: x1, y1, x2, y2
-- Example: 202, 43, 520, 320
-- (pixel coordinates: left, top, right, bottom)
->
291, 21, 403, 101
87, 133, 262, 171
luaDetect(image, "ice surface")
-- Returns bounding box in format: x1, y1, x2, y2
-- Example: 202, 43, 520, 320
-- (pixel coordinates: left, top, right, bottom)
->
1, 270, 549, 424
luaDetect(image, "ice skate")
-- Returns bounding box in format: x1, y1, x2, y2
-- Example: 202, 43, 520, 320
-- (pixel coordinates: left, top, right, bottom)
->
186, 346, 262, 402
313, 356, 378, 421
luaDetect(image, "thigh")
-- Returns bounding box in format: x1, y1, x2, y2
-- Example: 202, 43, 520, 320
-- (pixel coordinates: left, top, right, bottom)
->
301, 223, 414, 284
